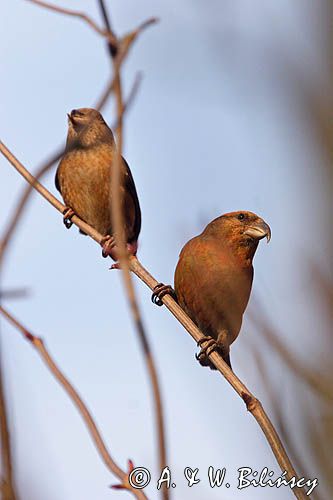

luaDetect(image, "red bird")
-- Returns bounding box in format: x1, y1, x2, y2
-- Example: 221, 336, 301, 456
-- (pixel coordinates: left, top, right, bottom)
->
152, 211, 271, 369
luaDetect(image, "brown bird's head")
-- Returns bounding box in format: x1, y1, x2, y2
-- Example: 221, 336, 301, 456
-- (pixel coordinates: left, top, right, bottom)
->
203, 211, 271, 262
66, 108, 114, 149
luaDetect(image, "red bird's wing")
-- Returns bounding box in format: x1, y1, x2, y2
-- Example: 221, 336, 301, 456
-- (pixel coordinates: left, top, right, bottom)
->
174, 236, 253, 343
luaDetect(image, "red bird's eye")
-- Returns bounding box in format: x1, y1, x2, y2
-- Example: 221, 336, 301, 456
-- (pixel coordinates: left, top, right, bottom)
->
237, 213, 245, 221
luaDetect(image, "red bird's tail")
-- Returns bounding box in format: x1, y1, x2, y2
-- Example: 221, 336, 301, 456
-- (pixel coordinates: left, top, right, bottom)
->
198, 350, 232, 371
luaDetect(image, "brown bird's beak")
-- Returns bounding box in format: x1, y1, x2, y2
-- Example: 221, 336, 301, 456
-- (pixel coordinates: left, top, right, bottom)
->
244, 219, 271, 243
67, 110, 80, 125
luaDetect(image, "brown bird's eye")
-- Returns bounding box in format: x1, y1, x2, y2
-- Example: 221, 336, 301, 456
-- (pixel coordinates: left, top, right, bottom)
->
71, 109, 84, 117
237, 213, 245, 221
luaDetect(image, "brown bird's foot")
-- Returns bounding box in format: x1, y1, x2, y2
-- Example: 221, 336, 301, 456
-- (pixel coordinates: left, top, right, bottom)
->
108, 242, 138, 270
63, 207, 75, 229
195, 336, 218, 362
127, 241, 138, 256
101, 235, 116, 258
151, 283, 177, 306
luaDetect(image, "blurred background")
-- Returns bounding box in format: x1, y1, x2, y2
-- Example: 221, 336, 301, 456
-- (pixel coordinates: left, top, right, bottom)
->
1, 0, 332, 499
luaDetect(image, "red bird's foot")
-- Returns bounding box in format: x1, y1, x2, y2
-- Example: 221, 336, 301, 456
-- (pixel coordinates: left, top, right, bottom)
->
63, 207, 75, 229
151, 283, 177, 306
196, 336, 218, 362
101, 235, 116, 258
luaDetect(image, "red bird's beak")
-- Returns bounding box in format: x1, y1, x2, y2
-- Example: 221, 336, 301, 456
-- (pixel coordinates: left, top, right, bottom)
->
244, 219, 271, 243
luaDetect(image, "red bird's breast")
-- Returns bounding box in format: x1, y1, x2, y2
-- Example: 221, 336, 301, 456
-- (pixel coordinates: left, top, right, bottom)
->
174, 236, 253, 345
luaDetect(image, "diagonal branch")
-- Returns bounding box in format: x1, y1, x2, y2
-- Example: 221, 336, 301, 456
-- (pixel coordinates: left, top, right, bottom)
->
0, 305, 147, 500
0, 141, 308, 500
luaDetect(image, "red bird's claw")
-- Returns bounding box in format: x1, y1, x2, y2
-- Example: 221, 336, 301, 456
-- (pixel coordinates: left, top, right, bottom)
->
63, 207, 75, 229
101, 235, 116, 258
205, 342, 219, 357
151, 283, 177, 306
196, 337, 218, 360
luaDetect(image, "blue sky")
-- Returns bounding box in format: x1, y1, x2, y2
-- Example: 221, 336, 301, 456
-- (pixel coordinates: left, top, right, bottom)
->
1, 1, 331, 499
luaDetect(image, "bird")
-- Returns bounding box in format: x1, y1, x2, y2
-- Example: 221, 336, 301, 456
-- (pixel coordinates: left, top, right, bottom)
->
55, 108, 141, 262
152, 211, 271, 370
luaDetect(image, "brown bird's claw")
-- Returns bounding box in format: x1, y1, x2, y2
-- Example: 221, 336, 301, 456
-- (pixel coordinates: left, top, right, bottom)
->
109, 262, 121, 270
151, 283, 177, 306
63, 207, 75, 229
196, 337, 218, 361
101, 235, 116, 258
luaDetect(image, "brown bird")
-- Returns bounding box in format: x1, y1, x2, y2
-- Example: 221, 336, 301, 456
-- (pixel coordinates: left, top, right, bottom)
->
152, 211, 271, 370
55, 108, 141, 261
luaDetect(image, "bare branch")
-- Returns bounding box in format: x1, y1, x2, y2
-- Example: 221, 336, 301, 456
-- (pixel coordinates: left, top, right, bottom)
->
0, 288, 29, 301
0, 305, 147, 500
0, 141, 308, 500
96, 3, 168, 498
0, 366, 18, 500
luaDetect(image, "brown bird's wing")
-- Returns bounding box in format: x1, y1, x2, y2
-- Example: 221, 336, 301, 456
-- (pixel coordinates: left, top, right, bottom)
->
122, 156, 141, 242
55, 167, 61, 193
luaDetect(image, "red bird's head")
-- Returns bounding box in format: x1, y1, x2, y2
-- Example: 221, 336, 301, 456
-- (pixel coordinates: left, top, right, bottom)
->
202, 211, 271, 262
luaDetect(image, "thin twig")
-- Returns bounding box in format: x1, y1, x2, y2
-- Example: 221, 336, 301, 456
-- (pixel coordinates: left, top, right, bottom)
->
0, 305, 147, 500
0, 288, 29, 300
0, 141, 308, 500
96, 4, 168, 499
26, 0, 118, 46
0, 362, 18, 500
112, 72, 143, 132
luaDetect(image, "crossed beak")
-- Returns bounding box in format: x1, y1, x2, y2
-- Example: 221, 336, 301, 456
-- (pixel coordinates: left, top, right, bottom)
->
67, 109, 79, 125
244, 219, 271, 243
